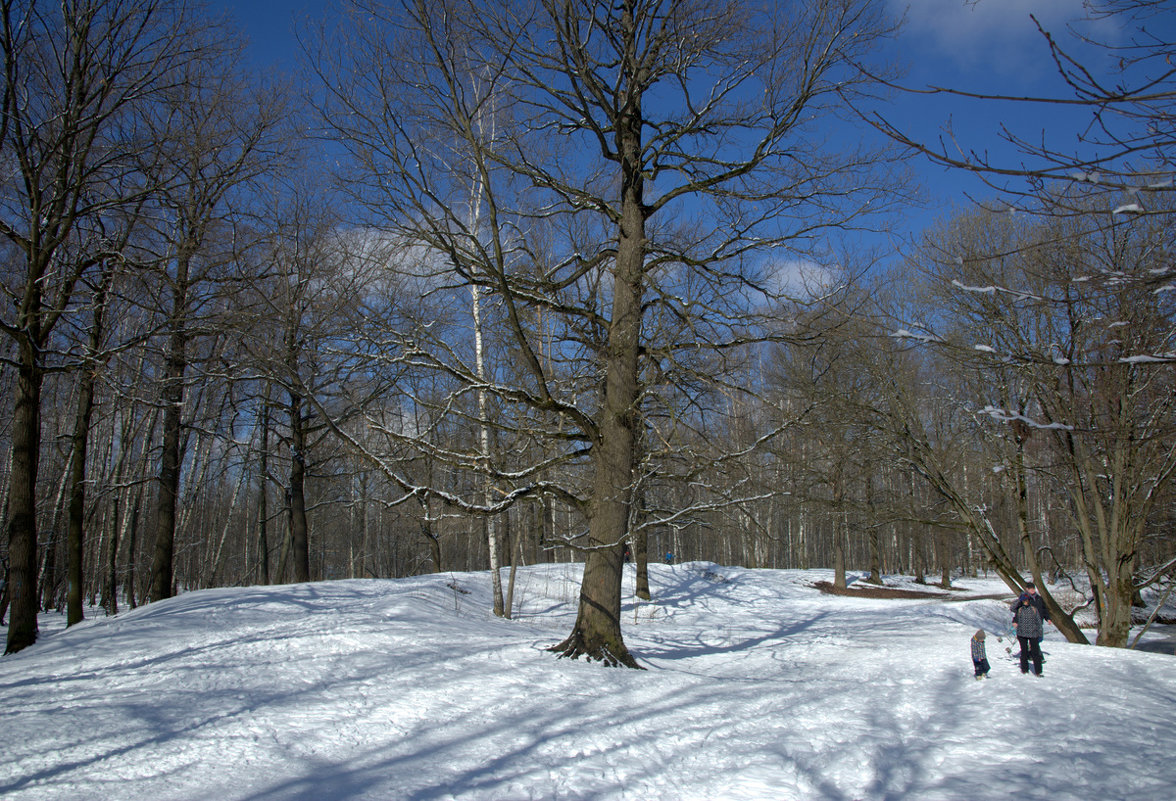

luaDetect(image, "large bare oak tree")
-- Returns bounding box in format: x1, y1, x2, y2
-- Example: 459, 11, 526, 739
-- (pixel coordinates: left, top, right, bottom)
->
316, 0, 900, 667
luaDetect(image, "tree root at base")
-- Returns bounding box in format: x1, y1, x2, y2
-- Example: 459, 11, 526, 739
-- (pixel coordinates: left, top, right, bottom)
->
549, 630, 644, 669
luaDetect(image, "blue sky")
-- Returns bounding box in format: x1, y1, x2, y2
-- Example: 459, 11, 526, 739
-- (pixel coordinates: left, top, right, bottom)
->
213, 0, 1135, 245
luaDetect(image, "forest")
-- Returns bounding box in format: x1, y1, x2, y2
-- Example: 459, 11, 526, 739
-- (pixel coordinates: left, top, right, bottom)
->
2, 0, 1173, 663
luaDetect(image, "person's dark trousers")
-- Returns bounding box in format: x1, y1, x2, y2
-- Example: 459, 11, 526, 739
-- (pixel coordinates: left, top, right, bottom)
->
973, 658, 990, 677
1018, 636, 1043, 675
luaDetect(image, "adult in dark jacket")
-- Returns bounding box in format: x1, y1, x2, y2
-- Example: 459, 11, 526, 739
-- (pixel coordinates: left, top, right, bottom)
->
1011, 581, 1050, 676
1012, 581, 1051, 624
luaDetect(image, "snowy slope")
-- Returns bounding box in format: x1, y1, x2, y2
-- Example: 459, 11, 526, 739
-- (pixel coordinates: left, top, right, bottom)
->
2, 563, 1173, 801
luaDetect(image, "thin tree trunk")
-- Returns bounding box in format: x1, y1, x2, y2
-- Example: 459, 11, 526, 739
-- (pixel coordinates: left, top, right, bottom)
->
467, 145, 506, 615
149, 253, 191, 602
833, 520, 847, 590
505, 511, 521, 619
102, 467, 122, 616
257, 401, 271, 585
276, 507, 293, 584
939, 540, 952, 589
357, 470, 369, 579
207, 461, 248, 586
634, 524, 650, 602
126, 491, 142, 609
66, 376, 97, 624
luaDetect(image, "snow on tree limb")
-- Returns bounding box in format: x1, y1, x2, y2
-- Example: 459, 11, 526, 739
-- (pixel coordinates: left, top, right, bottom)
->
979, 405, 1073, 432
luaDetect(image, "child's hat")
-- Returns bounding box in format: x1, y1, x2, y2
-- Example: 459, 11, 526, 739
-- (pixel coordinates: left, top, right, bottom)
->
975, 629, 985, 639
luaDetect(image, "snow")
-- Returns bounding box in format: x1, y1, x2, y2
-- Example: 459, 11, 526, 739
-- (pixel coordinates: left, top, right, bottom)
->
890, 329, 944, 344
978, 405, 1074, 432
1120, 354, 1172, 364
951, 279, 997, 295
3, 563, 1174, 801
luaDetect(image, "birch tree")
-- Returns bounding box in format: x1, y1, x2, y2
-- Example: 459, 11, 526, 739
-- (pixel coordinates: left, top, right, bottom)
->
318, 0, 899, 666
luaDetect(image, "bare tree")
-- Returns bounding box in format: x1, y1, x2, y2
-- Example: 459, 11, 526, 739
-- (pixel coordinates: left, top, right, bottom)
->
896, 203, 1176, 646
236, 187, 385, 585
0, 0, 214, 653
866, 0, 1176, 221
842, 0, 1176, 645
141, 37, 287, 603
316, 0, 900, 666
62, 247, 117, 625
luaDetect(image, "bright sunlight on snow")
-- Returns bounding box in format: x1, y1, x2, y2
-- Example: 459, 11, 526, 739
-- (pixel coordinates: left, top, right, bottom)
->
3, 563, 1174, 801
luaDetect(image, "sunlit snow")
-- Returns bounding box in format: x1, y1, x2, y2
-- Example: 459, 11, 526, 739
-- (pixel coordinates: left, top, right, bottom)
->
2, 563, 1173, 801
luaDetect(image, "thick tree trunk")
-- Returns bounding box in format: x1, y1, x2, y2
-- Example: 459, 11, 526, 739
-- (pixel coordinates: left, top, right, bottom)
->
1097, 564, 1136, 647
67, 271, 109, 624
5, 352, 43, 654
912, 531, 926, 584
868, 528, 883, 584
149, 340, 184, 601
551, 70, 645, 667
833, 531, 847, 590
289, 392, 310, 584
938, 534, 952, 589
1008, 434, 1089, 644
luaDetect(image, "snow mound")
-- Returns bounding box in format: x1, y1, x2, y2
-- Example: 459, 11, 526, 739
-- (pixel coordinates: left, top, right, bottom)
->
2, 563, 1173, 800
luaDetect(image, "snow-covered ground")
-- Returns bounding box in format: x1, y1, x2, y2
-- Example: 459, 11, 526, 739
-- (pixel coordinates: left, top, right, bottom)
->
2, 563, 1174, 801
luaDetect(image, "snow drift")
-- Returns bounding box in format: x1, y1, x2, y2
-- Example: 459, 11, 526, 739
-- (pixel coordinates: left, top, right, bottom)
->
2, 563, 1173, 800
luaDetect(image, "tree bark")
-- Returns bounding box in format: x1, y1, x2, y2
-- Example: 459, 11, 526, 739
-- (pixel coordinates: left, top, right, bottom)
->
66, 368, 97, 625
634, 524, 650, 602
289, 391, 310, 584
5, 347, 43, 654
102, 482, 121, 616
257, 401, 271, 585
149, 258, 190, 602
833, 525, 847, 590
66, 268, 112, 625
550, 50, 645, 667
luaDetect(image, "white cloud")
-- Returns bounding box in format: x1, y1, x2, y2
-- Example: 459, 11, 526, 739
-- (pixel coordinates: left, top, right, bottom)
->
762, 258, 844, 301
892, 0, 1111, 71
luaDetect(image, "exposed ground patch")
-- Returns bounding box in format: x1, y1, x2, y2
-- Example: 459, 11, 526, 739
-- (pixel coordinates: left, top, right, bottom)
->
812, 580, 1008, 602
